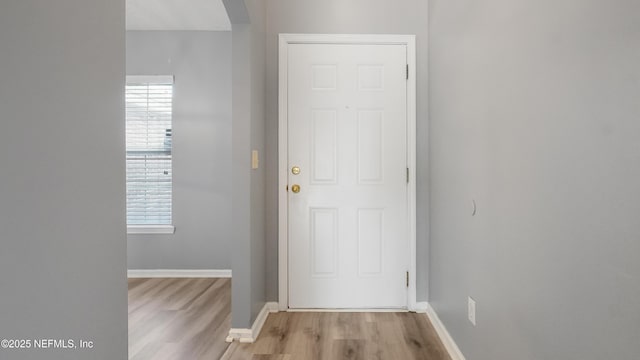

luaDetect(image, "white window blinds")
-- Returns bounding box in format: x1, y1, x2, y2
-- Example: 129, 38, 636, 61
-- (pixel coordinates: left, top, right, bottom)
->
125, 76, 174, 225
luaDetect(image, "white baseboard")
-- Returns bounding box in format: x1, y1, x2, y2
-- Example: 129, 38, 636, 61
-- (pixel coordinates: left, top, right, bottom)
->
414, 301, 429, 313
286, 308, 408, 313
226, 302, 278, 343
425, 303, 466, 360
127, 269, 232, 278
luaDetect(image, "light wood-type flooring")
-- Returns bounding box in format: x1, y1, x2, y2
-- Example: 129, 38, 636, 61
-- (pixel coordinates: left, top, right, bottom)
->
129, 278, 450, 360
128, 277, 231, 360
222, 312, 451, 360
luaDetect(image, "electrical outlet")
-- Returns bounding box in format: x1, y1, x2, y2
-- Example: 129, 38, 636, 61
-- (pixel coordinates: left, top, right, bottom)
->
468, 297, 476, 326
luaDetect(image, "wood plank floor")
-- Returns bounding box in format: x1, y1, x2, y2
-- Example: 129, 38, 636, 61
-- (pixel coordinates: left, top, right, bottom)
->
129, 278, 450, 360
221, 312, 451, 360
128, 278, 231, 360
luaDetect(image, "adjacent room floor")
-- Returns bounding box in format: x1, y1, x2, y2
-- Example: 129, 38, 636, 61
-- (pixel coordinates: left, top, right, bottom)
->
128, 278, 450, 360
128, 278, 231, 359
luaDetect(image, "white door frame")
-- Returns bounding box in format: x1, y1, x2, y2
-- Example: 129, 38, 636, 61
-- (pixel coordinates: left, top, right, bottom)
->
278, 33, 417, 311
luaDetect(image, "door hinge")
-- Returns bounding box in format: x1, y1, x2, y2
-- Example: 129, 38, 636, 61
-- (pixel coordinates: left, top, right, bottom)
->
406, 64, 409, 80
406, 271, 409, 287
406, 167, 410, 183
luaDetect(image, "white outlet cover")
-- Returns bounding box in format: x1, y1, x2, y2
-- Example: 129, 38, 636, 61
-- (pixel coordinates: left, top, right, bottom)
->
468, 296, 476, 326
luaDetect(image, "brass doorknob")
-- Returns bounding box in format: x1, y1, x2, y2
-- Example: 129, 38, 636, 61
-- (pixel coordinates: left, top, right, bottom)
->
291, 184, 301, 193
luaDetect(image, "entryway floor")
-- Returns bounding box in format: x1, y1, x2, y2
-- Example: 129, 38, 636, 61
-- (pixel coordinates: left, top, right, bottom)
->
128, 278, 450, 360
222, 311, 451, 360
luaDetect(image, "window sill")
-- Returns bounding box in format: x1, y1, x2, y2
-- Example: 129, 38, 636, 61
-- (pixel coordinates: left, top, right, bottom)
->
127, 225, 175, 235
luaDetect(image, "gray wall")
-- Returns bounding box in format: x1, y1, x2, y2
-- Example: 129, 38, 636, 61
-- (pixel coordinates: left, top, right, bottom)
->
264, 0, 430, 301
126, 31, 233, 270
224, 0, 267, 328
0, 1, 127, 359
429, 0, 640, 359
248, 0, 268, 327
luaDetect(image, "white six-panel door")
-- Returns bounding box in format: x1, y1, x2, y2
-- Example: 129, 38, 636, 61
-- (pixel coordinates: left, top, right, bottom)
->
287, 43, 408, 308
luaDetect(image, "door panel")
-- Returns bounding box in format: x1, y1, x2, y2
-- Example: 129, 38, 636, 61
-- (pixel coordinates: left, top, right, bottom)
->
288, 43, 408, 308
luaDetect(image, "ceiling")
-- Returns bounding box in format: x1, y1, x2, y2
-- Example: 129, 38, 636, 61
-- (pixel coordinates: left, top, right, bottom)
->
126, 0, 231, 31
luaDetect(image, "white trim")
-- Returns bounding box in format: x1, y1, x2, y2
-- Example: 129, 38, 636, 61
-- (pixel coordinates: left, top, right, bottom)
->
414, 301, 429, 313
278, 33, 418, 311
286, 308, 408, 313
225, 328, 252, 344
127, 225, 176, 235
278, 34, 289, 311
406, 34, 418, 312
278, 33, 417, 45
127, 269, 231, 278
425, 304, 467, 360
226, 302, 279, 343
126, 75, 174, 85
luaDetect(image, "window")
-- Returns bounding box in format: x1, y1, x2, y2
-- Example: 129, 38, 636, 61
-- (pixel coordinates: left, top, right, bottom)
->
125, 76, 174, 232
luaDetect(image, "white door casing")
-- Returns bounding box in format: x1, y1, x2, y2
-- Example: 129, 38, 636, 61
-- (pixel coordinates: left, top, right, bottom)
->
278, 34, 417, 311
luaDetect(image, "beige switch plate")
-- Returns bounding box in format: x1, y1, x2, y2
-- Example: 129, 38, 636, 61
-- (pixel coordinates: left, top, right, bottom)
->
251, 150, 259, 169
